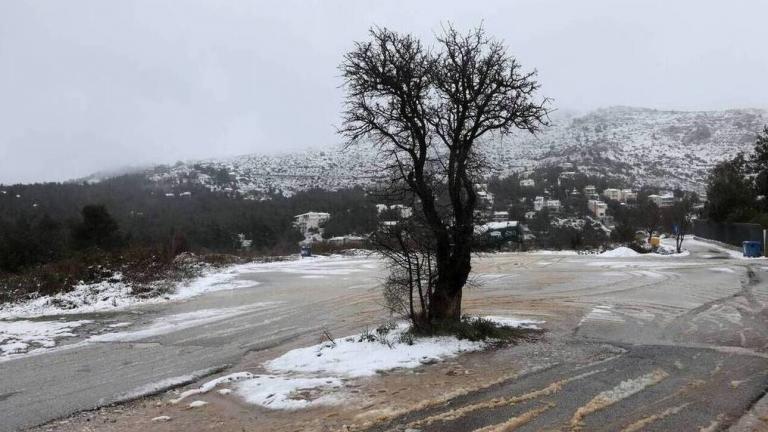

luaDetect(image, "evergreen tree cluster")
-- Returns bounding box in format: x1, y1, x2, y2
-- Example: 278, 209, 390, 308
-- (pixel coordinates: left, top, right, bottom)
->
705, 126, 768, 225
0, 175, 377, 274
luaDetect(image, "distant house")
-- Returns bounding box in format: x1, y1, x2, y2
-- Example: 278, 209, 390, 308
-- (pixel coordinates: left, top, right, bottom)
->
588, 199, 607, 218
534, 196, 545, 211
293, 212, 331, 242
603, 188, 621, 201
648, 194, 675, 208
237, 233, 253, 250
620, 189, 637, 202
519, 179, 535, 188
492, 211, 509, 222
474, 221, 523, 244
327, 235, 365, 248
546, 199, 561, 213
525, 211, 537, 220
583, 185, 596, 196
376, 204, 413, 219
179, 191, 192, 197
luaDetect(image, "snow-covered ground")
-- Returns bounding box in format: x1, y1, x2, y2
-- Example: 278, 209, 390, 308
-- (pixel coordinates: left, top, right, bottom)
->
0, 266, 259, 320
683, 237, 767, 260
265, 323, 486, 378
0, 255, 377, 320
0, 319, 92, 359
0, 255, 379, 360
167, 317, 542, 410
598, 246, 690, 258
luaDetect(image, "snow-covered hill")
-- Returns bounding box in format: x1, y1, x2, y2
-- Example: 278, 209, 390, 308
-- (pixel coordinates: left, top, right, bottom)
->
103, 107, 767, 197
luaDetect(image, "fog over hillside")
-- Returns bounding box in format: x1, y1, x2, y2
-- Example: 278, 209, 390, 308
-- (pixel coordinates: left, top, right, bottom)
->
83, 106, 766, 196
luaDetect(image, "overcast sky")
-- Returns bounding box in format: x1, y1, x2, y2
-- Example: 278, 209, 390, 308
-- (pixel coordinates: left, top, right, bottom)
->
1, 0, 766, 184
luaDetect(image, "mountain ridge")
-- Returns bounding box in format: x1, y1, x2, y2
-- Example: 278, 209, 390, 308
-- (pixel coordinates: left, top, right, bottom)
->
79, 106, 767, 196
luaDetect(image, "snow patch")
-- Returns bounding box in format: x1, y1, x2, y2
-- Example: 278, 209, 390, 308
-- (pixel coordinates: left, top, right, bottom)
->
0, 264, 263, 320
198, 316, 541, 410
709, 267, 737, 274
265, 325, 486, 378
115, 367, 223, 401
579, 306, 624, 325
235, 376, 343, 410
482, 316, 544, 330
0, 319, 91, 358
599, 247, 640, 258
170, 372, 255, 404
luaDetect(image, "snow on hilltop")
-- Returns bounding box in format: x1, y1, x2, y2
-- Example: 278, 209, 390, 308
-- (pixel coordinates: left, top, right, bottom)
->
91, 107, 766, 196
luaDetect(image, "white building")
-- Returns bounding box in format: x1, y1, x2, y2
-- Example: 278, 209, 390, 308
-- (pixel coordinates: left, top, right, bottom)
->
492, 211, 509, 222
648, 194, 675, 208
587, 199, 607, 218
583, 185, 596, 195
525, 211, 537, 220
546, 199, 561, 212
236, 233, 253, 250
621, 189, 637, 202
327, 235, 365, 246
293, 212, 331, 242
519, 179, 535, 188
534, 196, 545, 211
603, 188, 621, 201
375, 204, 413, 219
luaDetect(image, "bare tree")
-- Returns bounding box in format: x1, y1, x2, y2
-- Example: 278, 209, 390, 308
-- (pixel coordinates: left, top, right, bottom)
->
664, 194, 695, 253
374, 214, 436, 330
340, 25, 548, 323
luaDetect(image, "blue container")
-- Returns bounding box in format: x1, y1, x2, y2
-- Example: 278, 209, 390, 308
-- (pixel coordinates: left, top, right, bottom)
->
300, 245, 312, 257
743, 241, 763, 258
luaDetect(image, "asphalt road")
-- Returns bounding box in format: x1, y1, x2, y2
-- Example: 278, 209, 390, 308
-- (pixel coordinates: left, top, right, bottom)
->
371, 240, 768, 431
2, 240, 768, 431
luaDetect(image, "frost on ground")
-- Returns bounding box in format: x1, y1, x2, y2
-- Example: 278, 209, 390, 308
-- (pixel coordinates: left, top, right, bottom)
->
180, 316, 542, 410
91, 303, 275, 342
0, 255, 375, 320
236, 255, 379, 277
0, 319, 91, 358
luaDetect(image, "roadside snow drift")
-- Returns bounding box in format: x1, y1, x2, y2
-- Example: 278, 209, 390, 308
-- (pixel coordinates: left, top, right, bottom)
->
0, 255, 377, 320
0, 266, 260, 319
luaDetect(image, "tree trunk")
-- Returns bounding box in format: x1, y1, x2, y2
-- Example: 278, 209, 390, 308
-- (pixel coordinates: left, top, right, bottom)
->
429, 246, 471, 322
